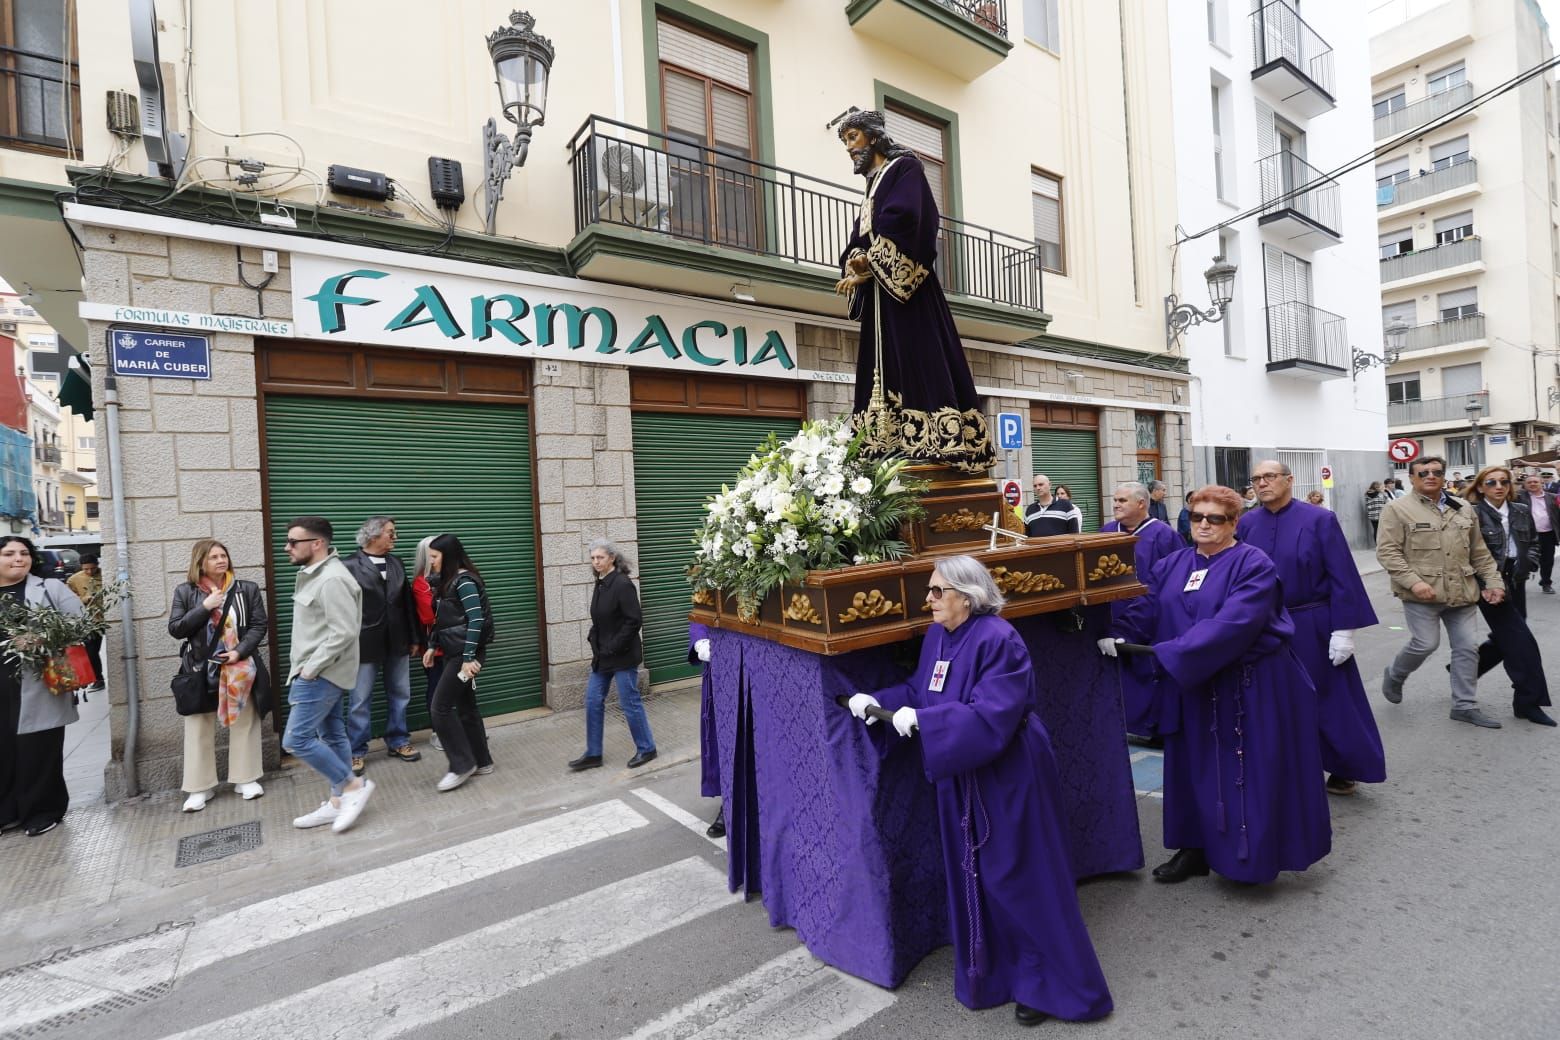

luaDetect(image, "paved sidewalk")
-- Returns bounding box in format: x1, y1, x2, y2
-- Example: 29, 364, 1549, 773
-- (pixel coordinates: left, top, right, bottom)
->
1, 683, 707, 964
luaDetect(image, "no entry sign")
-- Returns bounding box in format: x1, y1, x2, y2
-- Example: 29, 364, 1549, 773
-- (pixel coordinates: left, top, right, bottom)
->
1388, 438, 1420, 464
1002, 480, 1022, 507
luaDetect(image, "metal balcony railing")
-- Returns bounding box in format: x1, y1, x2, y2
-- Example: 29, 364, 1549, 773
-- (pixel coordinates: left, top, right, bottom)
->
1266, 300, 1348, 369
568, 115, 1043, 312
1375, 82, 1475, 141
0, 44, 82, 154
1377, 158, 1478, 208
1389, 390, 1489, 426
1380, 236, 1481, 282
1250, 1, 1335, 98
1395, 313, 1485, 353
929, 0, 1008, 37
1257, 150, 1341, 235
37, 444, 61, 464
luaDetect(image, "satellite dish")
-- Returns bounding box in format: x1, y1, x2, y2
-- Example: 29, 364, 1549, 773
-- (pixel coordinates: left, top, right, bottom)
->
601, 143, 645, 194
129, 0, 187, 179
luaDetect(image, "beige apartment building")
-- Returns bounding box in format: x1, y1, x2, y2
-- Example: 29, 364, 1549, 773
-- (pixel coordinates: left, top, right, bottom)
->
1371, 0, 1560, 472
0, 0, 1188, 796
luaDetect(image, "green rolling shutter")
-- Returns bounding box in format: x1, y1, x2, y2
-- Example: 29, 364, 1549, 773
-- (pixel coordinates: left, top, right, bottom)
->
264, 396, 542, 732
1031, 427, 1102, 532
632, 412, 800, 684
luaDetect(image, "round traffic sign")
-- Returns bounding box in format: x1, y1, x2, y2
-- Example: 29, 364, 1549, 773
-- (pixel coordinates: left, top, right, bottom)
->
1001, 479, 1022, 507
1320, 465, 1333, 480
1388, 438, 1420, 463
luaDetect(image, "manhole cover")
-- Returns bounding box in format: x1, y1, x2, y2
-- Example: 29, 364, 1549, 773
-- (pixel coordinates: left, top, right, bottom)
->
174, 820, 262, 868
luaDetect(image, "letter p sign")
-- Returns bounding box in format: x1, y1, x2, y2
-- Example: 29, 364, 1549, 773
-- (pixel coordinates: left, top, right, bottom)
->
997, 412, 1024, 452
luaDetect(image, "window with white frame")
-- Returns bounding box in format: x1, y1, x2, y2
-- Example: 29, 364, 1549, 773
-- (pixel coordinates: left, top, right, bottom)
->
1437, 288, 1477, 321
1433, 210, 1474, 245
1219, 230, 1239, 357
1427, 62, 1466, 97
1031, 169, 1064, 274
1446, 435, 1483, 469
1375, 155, 1410, 188
1429, 135, 1470, 171
1379, 227, 1414, 259
1387, 372, 1421, 404
76, 436, 94, 451
1373, 87, 1407, 120
1023, 0, 1060, 52
1442, 361, 1482, 397
1211, 82, 1227, 200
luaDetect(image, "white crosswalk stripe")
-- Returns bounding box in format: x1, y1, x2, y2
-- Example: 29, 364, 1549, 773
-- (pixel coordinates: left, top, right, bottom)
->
629, 786, 726, 848
152, 857, 735, 1040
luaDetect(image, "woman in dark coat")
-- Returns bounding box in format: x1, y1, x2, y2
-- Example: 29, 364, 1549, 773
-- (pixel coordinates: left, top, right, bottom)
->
169, 538, 270, 813
0, 535, 85, 836
569, 538, 656, 771
422, 534, 495, 791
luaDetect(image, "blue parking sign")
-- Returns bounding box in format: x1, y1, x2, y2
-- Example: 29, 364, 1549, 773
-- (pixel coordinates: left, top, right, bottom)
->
996, 412, 1023, 451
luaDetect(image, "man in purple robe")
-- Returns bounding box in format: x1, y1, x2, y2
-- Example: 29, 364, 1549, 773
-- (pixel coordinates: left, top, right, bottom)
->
1238, 460, 1386, 797
1105, 485, 1331, 885
831, 108, 994, 474
848, 555, 1112, 1027
1101, 481, 1185, 746
689, 622, 723, 837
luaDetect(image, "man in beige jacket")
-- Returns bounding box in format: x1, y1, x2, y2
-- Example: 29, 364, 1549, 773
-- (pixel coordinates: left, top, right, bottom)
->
1376, 456, 1506, 728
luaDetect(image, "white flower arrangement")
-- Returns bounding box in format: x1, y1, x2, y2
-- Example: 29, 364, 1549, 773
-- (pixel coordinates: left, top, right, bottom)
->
689, 418, 926, 619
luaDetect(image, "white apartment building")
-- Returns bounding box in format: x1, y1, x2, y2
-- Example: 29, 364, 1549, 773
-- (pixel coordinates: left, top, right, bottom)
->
1171, 0, 1388, 546
1371, 0, 1560, 472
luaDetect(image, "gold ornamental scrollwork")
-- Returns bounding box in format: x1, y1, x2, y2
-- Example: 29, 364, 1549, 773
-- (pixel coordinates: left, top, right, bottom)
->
691, 587, 715, 607
784, 594, 823, 626
989, 566, 1065, 595
838, 589, 903, 624
930, 508, 988, 534
1087, 553, 1134, 581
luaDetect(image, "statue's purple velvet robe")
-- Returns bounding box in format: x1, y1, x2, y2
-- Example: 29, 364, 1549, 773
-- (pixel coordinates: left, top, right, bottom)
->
1115, 542, 1332, 884
841, 155, 994, 473
872, 613, 1112, 1021
689, 621, 720, 798
1237, 501, 1387, 783
1101, 516, 1186, 737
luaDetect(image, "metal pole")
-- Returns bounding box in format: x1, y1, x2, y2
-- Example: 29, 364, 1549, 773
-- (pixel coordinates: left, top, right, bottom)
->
103, 373, 140, 797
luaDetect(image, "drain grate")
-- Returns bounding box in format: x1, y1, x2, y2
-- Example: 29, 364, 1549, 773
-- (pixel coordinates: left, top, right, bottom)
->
174, 820, 262, 868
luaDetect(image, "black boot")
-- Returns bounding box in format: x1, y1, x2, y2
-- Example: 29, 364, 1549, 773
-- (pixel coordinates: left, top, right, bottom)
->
1152, 848, 1209, 883
706, 809, 726, 838
1014, 1004, 1048, 1027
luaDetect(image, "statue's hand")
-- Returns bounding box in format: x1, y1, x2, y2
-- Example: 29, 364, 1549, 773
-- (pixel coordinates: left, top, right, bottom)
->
847, 254, 870, 276
834, 272, 870, 296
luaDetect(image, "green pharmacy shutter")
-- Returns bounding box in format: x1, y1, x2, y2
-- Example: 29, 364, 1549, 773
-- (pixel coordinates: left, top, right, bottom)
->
632, 412, 801, 684
263, 396, 542, 733
1031, 428, 1102, 532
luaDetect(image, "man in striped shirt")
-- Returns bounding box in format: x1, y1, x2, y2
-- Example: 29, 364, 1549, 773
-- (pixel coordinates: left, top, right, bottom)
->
1024, 473, 1083, 537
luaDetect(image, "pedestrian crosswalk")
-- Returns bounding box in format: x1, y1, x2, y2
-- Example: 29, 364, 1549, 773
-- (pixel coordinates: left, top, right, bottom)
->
0, 792, 902, 1040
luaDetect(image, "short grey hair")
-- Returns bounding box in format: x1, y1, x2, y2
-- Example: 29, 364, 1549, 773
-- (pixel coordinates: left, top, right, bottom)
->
356, 515, 396, 548
932, 554, 1006, 616
1114, 481, 1148, 503
412, 534, 438, 578
1147, 480, 1167, 493
587, 537, 633, 575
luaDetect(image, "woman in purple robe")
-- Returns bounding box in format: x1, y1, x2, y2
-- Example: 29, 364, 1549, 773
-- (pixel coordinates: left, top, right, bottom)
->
1102, 485, 1331, 885
848, 555, 1112, 1027
688, 621, 723, 838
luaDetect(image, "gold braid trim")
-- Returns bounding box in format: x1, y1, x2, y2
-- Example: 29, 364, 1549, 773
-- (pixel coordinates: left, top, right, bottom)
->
865, 234, 929, 303
855, 391, 996, 474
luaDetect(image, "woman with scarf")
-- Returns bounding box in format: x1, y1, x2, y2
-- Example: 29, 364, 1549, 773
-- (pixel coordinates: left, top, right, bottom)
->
170, 538, 270, 812
847, 554, 1112, 1027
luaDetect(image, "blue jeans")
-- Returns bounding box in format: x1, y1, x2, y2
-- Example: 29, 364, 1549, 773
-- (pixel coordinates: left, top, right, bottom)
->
283, 676, 353, 795
585, 668, 656, 757
347, 655, 412, 756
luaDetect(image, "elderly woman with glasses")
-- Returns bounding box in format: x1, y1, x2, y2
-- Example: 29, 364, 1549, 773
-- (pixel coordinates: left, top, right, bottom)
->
1465, 465, 1553, 725
847, 555, 1112, 1028
1100, 484, 1331, 885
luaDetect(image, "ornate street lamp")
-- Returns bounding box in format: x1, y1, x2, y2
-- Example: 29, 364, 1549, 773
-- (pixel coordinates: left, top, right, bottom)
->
64, 494, 75, 533
1165, 255, 1238, 350
1353, 318, 1408, 376
482, 10, 555, 236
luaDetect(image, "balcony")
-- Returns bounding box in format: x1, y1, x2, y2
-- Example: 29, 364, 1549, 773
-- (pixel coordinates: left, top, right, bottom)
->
1394, 313, 1486, 355
1250, 1, 1336, 117
566, 117, 1047, 344
0, 44, 83, 156
1375, 82, 1475, 141
40, 508, 64, 528
845, 0, 1011, 80
1376, 158, 1479, 212
34, 444, 60, 464
1380, 236, 1482, 285
1389, 390, 1489, 428
1256, 151, 1341, 250
1265, 300, 1348, 379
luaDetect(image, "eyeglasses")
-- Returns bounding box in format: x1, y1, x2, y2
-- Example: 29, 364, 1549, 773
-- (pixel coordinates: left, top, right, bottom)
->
285, 537, 322, 547
1483, 478, 1511, 487
1250, 473, 1286, 484
1414, 469, 1445, 478
1188, 511, 1232, 526
926, 584, 950, 599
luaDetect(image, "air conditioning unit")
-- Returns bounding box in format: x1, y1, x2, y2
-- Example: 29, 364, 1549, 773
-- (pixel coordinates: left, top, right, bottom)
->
591, 136, 672, 229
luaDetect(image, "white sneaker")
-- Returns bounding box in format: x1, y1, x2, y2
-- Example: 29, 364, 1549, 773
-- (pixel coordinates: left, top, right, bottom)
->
181, 791, 211, 813
293, 801, 339, 829
437, 768, 476, 792
332, 778, 376, 833
474, 764, 495, 775
430, 733, 443, 751
235, 781, 264, 800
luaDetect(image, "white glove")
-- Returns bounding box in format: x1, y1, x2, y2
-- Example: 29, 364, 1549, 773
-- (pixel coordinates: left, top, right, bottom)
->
892, 706, 919, 738
694, 638, 711, 663
847, 692, 881, 725
1328, 630, 1355, 667
1097, 637, 1123, 658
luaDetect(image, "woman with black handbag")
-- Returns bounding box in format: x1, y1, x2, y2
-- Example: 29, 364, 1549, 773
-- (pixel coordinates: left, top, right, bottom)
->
422, 534, 494, 792
169, 538, 271, 812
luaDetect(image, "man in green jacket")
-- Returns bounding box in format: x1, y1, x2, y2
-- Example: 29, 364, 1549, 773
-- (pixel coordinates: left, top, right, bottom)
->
281, 515, 374, 832
1376, 456, 1506, 728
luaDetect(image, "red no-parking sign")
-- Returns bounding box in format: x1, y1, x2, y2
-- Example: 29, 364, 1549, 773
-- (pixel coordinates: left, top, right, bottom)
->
1388, 438, 1420, 464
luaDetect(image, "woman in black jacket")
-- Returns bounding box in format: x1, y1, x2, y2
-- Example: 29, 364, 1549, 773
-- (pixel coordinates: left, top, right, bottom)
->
422, 534, 495, 791
1465, 466, 1553, 726
169, 538, 271, 812
569, 538, 657, 771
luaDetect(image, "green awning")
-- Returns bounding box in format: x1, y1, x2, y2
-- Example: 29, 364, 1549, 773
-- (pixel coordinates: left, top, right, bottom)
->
59, 355, 93, 421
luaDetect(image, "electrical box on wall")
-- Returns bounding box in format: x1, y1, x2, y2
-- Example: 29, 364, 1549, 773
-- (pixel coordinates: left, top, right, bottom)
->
427, 157, 466, 209
327, 165, 391, 201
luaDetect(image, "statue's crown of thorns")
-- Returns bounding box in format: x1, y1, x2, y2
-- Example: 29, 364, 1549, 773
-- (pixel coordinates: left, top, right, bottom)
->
826, 106, 886, 137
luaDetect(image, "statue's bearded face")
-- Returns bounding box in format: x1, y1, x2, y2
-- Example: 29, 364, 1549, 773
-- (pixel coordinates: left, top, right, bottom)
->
840, 127, 877, 175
